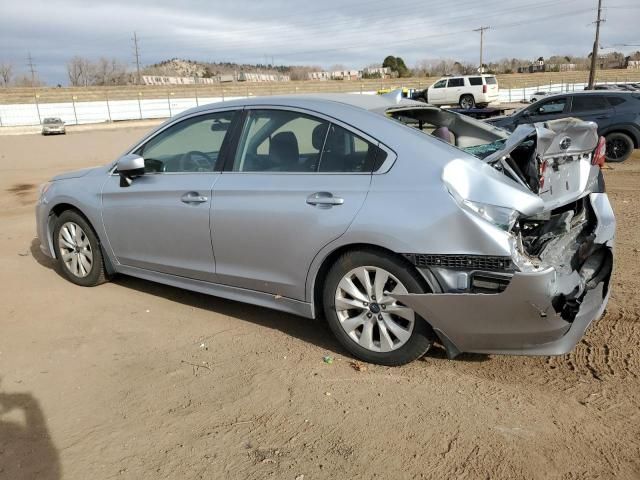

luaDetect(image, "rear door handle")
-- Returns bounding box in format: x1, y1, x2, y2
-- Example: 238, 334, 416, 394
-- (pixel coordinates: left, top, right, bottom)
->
596, 115, 611, 119
181, 191, 208, 204
306, 192, 344, 208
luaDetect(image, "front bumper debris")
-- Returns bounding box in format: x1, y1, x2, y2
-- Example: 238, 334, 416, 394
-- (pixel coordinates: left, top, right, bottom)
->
392, 193, 615, 357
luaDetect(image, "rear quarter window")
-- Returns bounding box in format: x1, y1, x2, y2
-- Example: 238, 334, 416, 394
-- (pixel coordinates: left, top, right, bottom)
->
485, 76, 497, 85
606, 96, 626, 107
468, 77, 483, 86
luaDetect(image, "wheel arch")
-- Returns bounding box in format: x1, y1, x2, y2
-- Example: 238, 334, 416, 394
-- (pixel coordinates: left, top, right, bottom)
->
459, 93, 476, 103
602, 128, 639, 148
309, 242, 431, 319
47, 202, 116, 275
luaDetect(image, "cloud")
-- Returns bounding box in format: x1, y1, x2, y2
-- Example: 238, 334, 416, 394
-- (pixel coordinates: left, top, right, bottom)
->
1, 0, 638, 84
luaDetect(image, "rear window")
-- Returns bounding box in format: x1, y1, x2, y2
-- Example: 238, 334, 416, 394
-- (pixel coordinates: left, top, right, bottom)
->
468, 77, 483, 86
571, 95, 610, 112
607, 96, 626, 106
447, 78, 464, 87
485, 76, 497, 85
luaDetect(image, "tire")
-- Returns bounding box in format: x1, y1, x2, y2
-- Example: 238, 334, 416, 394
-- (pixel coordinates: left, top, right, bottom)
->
322, 250, 434, 366
52, 210, 107, 287
459, 94, 475, 110
605, 132, 634, 163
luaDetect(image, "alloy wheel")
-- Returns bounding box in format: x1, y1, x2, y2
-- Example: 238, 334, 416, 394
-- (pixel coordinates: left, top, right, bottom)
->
606, 137, 631, 161
58, 222, 93, 278
334, 266, 415, 352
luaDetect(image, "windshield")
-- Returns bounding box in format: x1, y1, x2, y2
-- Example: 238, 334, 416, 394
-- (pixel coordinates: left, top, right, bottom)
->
44, 118, 62, 124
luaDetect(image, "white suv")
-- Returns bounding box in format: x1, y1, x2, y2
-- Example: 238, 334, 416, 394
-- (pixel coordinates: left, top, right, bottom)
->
425, 75, 499, 109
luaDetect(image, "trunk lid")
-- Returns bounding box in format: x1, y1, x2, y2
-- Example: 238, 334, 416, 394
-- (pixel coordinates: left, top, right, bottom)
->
483, 118, 600, 211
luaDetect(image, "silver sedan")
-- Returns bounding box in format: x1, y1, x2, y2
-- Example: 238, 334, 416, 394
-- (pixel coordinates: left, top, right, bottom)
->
35, 93, 615, 365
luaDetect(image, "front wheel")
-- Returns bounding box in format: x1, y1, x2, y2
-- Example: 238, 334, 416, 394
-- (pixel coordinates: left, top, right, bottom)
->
323, 250, 434, 366
53, 210, 107, 287
459, 94, 475, 110
605, 132, 634, 163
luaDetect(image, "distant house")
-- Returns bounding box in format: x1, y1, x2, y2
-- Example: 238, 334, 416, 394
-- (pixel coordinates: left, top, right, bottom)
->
142, 75, 217, 86
307, 71, 331, 81
237, 72, 290, 82
517, 57, 546, 74
307, 69, 363, 81
363, 66, 391, 78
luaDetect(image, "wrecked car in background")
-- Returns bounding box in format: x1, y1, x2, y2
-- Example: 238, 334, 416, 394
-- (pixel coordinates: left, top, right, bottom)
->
35, 94, 615, 366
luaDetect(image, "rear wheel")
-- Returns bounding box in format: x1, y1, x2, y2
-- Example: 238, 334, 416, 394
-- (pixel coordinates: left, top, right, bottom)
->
53, 211, 107, 287
323, 250, 434, 366
605, 132, 634, 163
459, 94, 475, 109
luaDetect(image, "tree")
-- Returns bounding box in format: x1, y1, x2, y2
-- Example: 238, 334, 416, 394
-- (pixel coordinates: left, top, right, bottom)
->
67, 56, 92, 86
382, 56, 397, 72
382, 56, 410, 77
0, 63, 12, 86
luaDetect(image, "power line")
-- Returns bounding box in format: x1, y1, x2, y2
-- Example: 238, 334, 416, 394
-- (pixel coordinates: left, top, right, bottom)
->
253, 7, 593, 61
588, 0, 605, 89
132, 31, 141, 85
141, 0, 571, 54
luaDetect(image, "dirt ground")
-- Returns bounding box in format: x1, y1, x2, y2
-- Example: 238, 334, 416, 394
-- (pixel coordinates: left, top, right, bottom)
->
0, 126, 639, 480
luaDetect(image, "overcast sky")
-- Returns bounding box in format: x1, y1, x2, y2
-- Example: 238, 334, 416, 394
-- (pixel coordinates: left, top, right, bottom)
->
1, 0, 639, 85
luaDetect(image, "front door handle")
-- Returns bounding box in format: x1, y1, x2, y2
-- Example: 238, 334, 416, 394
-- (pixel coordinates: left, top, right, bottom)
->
596, 115, 611, 119
181, 192, 208, 204
306, 192, 344, 208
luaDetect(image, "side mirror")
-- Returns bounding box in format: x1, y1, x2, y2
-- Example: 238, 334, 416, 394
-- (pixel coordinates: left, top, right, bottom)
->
116, 153, 145, 187
521, 110, 531, 118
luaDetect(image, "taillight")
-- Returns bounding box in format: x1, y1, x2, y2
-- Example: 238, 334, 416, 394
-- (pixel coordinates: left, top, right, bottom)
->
483, 84, 487, 93
539, 160, 547, 189
592, 136, 606, 168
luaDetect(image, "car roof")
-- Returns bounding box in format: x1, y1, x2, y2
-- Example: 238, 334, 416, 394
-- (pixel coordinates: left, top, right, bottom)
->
182, 93, 428, 118
538, 90, 637, 100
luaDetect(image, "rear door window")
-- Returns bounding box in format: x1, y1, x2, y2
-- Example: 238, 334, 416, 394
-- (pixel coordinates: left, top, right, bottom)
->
447, 78, 464, 87
232, 109, 385, 173
570, 95, 610, 113
318, 124, 386, 173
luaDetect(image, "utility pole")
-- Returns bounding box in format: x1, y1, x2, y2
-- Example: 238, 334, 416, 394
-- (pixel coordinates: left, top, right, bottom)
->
474, 26, 490, 73
588, 0, 604, 89
132, 32, 141, 85
26, 52, 37, 86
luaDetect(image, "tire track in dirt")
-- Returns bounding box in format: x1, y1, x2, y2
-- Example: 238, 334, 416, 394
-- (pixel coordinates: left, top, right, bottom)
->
549, 307, 640, 380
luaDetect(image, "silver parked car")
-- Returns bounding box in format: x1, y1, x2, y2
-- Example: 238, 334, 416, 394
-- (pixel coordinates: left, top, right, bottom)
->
41, 117, 66, 135
36, 94, 615, 365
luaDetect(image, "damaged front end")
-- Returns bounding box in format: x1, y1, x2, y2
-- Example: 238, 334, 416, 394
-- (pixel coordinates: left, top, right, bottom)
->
394, 118, 615, 357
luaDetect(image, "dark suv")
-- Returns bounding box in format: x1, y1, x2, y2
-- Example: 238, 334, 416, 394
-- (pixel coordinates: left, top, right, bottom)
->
487, 91, 640, 162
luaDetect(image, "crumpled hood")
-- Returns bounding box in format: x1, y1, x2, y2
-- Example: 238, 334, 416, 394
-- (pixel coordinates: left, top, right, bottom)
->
51, 166, 102, 181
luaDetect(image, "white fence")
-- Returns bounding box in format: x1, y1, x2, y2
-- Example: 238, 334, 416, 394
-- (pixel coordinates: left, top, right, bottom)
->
0, 80, 634, 127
